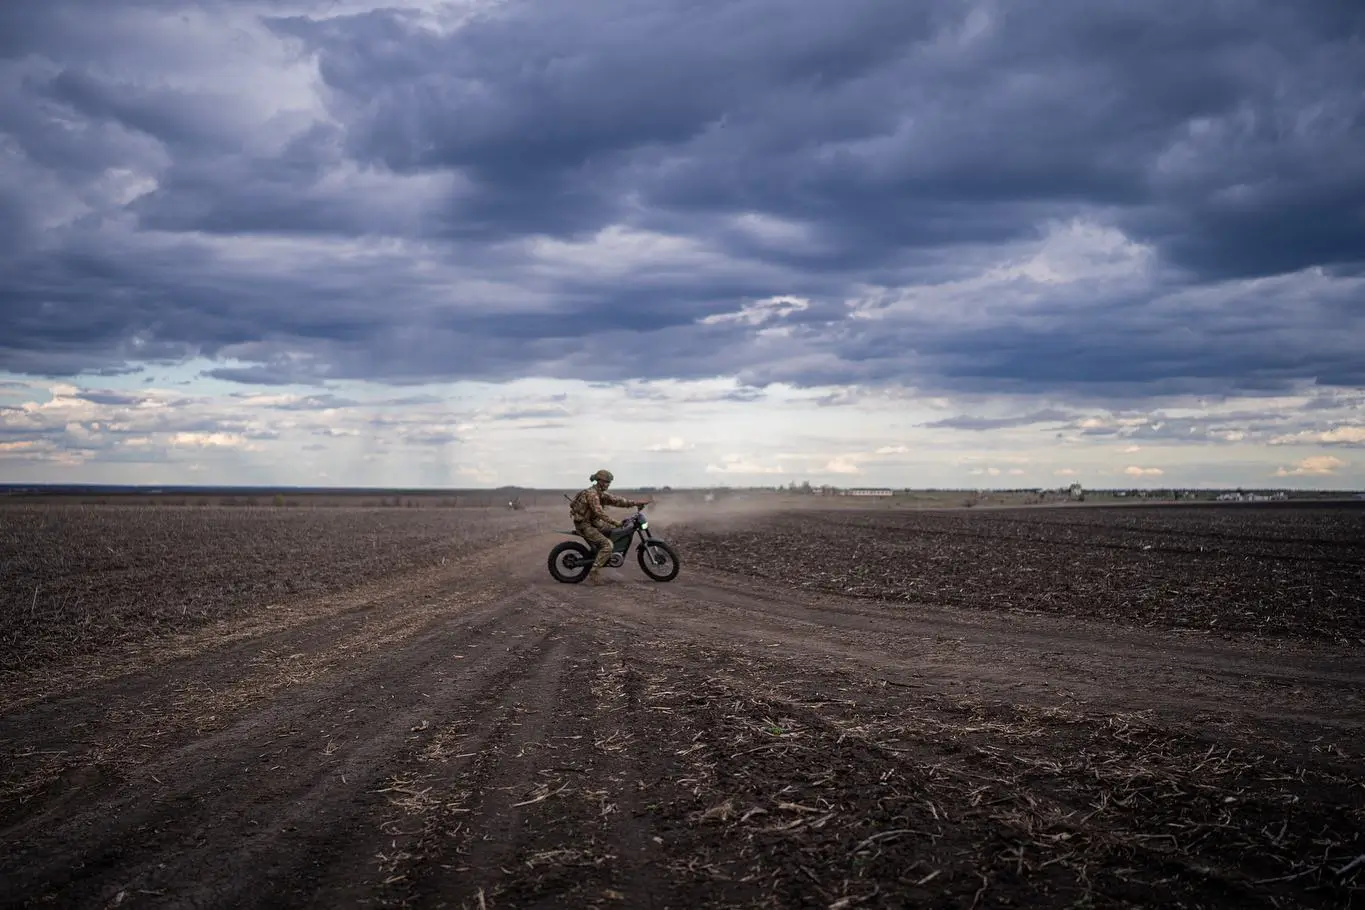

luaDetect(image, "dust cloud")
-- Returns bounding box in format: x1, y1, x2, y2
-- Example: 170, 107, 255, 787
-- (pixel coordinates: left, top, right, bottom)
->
637, 493, 817, 534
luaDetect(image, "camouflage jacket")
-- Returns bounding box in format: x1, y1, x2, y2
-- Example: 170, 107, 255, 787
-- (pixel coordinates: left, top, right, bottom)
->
570, 486, 635, 526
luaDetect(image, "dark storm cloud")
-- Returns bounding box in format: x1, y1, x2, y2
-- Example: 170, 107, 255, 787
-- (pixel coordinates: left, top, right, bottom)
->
492, 407, 569, 421
922, 410, 1075, 431
270, 0, 1362, 275
74, 390, 155, 406
398, 429, 460, 446
0, 0, 1362, 397
716, 388, 766, 403
204, 363, 331, 386
372, 393, 446, 406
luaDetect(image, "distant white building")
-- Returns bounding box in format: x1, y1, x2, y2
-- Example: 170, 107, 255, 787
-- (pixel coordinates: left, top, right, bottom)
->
845, 488, 894, 497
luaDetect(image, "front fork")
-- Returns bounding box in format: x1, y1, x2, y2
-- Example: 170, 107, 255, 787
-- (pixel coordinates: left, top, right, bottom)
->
636, 530, 668, 567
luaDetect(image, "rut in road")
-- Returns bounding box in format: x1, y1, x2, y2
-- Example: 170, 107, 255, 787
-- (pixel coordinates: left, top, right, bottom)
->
2, 532, 1363, 909
2, 541, 762, 909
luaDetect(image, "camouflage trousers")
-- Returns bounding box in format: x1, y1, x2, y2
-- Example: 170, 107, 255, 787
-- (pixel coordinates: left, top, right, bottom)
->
575, 520, 615, 569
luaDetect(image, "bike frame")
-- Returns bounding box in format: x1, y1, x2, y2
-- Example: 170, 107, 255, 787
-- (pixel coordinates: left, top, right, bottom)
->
557, 493, 667, 569
607, 510, 654, 555
549, 502, 676, 580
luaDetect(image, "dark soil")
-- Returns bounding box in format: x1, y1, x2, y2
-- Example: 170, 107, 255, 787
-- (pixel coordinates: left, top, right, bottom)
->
0, 504, 543, 676
671, 502, 1365, 645
1, 503, 1362, 909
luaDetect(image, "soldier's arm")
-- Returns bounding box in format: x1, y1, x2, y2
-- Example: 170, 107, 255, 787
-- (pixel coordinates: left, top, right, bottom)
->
586, 489, 622, 526
598, 491, 641, 509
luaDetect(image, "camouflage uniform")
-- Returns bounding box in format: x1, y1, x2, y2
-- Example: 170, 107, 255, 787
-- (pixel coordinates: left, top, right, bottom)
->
570, 470, 643, 572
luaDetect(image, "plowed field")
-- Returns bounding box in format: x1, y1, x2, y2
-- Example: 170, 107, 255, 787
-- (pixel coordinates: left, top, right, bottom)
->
669, 501, 1365, 644
2, 502, 1362, 909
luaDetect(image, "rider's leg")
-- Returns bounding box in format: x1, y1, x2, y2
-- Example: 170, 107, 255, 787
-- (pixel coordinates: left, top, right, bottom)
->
576, 522, 613, 580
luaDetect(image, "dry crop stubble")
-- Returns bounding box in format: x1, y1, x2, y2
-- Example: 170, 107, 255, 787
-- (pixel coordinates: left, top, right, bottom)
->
0, 504, 546, 680
1, 499, 1363, 908
669, 503, 1365, 644
556, 620, 1365, 908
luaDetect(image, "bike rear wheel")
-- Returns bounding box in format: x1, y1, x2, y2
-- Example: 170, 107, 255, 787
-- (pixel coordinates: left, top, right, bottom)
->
548, 541, 593, 583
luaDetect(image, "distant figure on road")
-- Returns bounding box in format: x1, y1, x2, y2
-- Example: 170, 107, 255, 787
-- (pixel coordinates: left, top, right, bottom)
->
568, 469, 649, 585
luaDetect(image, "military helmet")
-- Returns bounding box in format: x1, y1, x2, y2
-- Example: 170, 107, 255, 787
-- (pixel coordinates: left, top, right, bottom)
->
591, 469, 614, 484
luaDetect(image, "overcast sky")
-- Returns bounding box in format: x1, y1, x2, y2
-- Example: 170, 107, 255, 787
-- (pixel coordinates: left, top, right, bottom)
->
2, 0, 1363, 489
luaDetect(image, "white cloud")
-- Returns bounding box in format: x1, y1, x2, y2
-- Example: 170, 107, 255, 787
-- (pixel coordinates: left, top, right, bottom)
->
729, 213, 819, 251
3, 373, 1365, 488
237, 393, 305, 407
0, 438, 92, 465
647, 436, 692, 452
170, 432, 259, 449
700, 295, 811, 327
1269, 425, 1365, 446
995, 219, 1155, 285
822, 457, 860, 474
1275, 455, 1345, 476
530, 225, 722, 280
705, 454, 786, 475
1124, 466, 1164, 477
1320, 427, 1365, 444
847, 219, 1153, 325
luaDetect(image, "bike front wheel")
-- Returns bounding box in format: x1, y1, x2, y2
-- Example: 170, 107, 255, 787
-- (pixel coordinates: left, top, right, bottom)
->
637, 539, 681, 582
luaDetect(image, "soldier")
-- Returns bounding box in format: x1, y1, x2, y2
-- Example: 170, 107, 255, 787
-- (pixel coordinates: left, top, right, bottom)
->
569, 469, 650, 584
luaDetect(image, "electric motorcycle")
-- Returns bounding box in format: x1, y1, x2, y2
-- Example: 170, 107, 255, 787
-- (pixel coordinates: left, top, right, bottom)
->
547, 504, 681, 583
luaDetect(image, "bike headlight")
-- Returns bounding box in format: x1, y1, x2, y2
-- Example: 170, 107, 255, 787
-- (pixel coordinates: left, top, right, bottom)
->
639, 521, 648, 529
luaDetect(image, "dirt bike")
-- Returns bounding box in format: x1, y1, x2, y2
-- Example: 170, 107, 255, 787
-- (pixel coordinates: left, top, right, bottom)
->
547, 504, 682, 583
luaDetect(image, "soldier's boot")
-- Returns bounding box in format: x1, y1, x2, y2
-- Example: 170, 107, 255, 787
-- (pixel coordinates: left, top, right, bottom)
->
586, 567, 604, 585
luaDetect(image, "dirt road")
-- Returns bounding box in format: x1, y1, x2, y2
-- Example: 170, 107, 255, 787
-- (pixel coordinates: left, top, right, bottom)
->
3, 530, 1363, 909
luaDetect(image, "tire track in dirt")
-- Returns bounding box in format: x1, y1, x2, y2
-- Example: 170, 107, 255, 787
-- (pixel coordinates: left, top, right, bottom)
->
3, 535, 542, 716
550, 582, 1363, 908
653, 564, 1365, 677
198, 612, 565, 910
3, 529, 1362, 909
0, 582, 557, 909
594, 568, 1365, 735
0, 566, 533, 832
0, 536, 564, 908
374, 624, 582, 909
350, 588, 716, 910
2, 542, 531, 715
